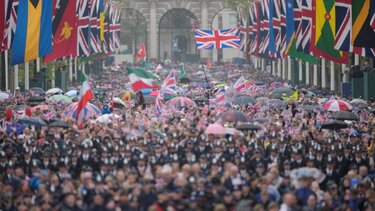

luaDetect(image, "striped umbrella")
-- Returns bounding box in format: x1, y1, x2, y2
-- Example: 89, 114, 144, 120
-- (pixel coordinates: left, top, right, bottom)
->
168, 96, 197, 109
63, 102, 101, 119
322, 100, 352, 111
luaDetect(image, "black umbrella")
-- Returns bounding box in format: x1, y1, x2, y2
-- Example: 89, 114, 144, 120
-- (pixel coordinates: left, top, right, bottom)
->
218, 111, 250, 123
48, 120, 69, 128
235, 124, 260, 131
18, 118, 47, 126
30, 87, 45, 94
321, 120, 348, 130
330, 111, 359, 121
28, 96, 46, 102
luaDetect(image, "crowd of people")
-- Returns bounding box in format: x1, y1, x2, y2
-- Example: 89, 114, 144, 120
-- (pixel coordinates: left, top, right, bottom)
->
0, 63, 375, 211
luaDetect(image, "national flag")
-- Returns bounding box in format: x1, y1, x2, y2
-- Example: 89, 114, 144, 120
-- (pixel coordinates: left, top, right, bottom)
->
282, 90, 298, 101
311, 0, 348, 63
269, 0, 281, 58
248, 2, 260, 55
352, 0, 375, 48
12, 0, 52, 65
0, 1, 8, 52
233, 76, 246, 93
108, 2, 121, 51
2, 0, 18, 51
194, 28, 240, 50
298, 0, 314, 54
99, 0, 105, 41
154, 94, 163, 116
237, 6, 249, 52
334, 0, 375, 58
89, 0, 102, 54
127, 67, 158, 91
44, 0, 77, 63
77, 0, 91, 57
285, 0, 317, 63
160, 69, 177, 96
258, 0, 271, 57
279, 0, 288, 58
76, 72, 93, 127
180, 65, 185, 80
136, 43, 146, 60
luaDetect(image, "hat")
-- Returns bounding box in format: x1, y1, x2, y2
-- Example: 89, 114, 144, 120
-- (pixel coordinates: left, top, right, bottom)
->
283, 160, 291, 165
256, 163, 265, 168
224, 189, 232, 196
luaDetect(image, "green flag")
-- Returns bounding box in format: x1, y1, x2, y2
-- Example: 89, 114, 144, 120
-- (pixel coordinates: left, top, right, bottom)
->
180, 66, 185, 80
288, 40, 317, 64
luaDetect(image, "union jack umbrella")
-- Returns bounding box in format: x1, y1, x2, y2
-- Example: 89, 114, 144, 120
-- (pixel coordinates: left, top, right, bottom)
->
63, 102, 101, 119
167, 97, 197, 109
322, 100, 352, 112
194, 28, 240, 50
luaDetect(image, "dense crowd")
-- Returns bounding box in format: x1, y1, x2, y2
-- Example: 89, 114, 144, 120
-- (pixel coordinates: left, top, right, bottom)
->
0, 63, 375, 211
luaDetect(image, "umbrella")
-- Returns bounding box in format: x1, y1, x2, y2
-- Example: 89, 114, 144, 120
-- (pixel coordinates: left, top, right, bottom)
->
321, 120, 348, 130
268, 88, 294, 99
96, 114, 121, 123
168, 96, 197, 109
268, 99, 288, 108
17, 117, 47, 126
28, 96, 46, 102
350, 99, 367, 108
46, 88, 63, 95
113, 97, 126, 108
235, 124, 260, 131
322, 99, 352, 111
234, 96, 256, 105
254, 81, 266, 86
48, 120, 69, 128
13, 105, 27, 111
30, 87, 45, 95
31, 104, 49, 112
330, 111, 359, 121
218, 111, 250, 123
290, 167, 326, 188
65, 90, 79, 98
251, 117, 270, 123
0, 92, 10, 101
150, 90, 160, 97
205, 123, 226, 135
49, 95, 73, 103
63, 102, 101, 119
270, 82, 284, 89
299, 104, 318, 112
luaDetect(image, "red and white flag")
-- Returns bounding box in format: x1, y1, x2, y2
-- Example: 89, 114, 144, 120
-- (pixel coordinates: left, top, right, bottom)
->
76, 72, 93, 127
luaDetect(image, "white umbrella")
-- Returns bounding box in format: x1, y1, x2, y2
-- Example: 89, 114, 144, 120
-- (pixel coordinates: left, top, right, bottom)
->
0, 92, 10, 101
290, 167, 326, 188
46, 88, 63, 95
65, 90, 78, 98
350, 98, 367, 108
96, 114, 121, 123
113, 97, 126, 106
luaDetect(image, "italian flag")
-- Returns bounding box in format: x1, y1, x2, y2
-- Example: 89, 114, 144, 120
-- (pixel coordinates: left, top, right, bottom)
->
127, 67, 158, 91
76, 73, 93, 127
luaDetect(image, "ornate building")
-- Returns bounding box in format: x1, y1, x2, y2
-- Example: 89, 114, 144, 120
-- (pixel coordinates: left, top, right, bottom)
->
120, 0, 240, 62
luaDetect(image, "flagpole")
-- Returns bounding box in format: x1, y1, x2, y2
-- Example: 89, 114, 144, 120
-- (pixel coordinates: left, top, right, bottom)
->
4, 50, 9, 91
321, 58, 326, 89
330, 61, 335, 91
25, 62, 30, 90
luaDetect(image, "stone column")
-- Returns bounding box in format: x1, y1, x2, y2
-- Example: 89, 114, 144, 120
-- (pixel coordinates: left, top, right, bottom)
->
51, 67, 55, 88
69, 56, 73, 82
4, 50, 9, 91
342, 64, 349, 83
313, 64, 318, 86
282, 59, 287, 80
149, 0, 158, 60
272, 61, 276, 76
299, 60, 303, 82
25, 62, 30, 90
306, 62, 310, 85
74, 58, 78, 80
354, 54, 360, 65
287, 56, 292, 81
201, 0, 209, 59
14, 65, 18, 90
330, 61, 335, 91
277, 60, 282, 77
322, 58, 326, 88
36, 58, 40, 72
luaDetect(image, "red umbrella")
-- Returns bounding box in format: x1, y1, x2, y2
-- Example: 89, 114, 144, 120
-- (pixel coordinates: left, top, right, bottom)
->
322, 100, 352, 111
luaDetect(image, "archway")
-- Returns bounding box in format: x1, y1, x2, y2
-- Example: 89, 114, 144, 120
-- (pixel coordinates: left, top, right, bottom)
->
159, 8, 198, 63
211, 8, 241, 63
120, 9, 147, 57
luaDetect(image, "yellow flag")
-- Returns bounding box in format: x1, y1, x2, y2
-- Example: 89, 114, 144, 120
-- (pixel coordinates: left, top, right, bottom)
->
282, 90, 298, 101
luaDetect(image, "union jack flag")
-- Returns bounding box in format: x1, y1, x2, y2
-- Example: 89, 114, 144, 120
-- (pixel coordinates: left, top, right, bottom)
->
233, 76, 246, 93
334, 0, 375, 58
194, 28, 240, 50
160, 69, 177, 97
249, 2, 260, 55
2, 0, 18, 51
298, 0, 313, 53
269, 0, 281, 58
237, 6, 249, 52
258, 0, 271, 58
294, 0, 303, 51
154, 95, 163, 116
77, 0, 91, 57
89, 0, 102, 54
371, 0, 375, 30
279, 0, 288, 58
109, 2, 121, 51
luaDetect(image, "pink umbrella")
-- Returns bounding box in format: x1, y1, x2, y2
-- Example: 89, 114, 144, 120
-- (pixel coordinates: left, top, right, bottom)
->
205, 123, 226, 135
150, 90, 160, 97
322, 100, 352, 111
